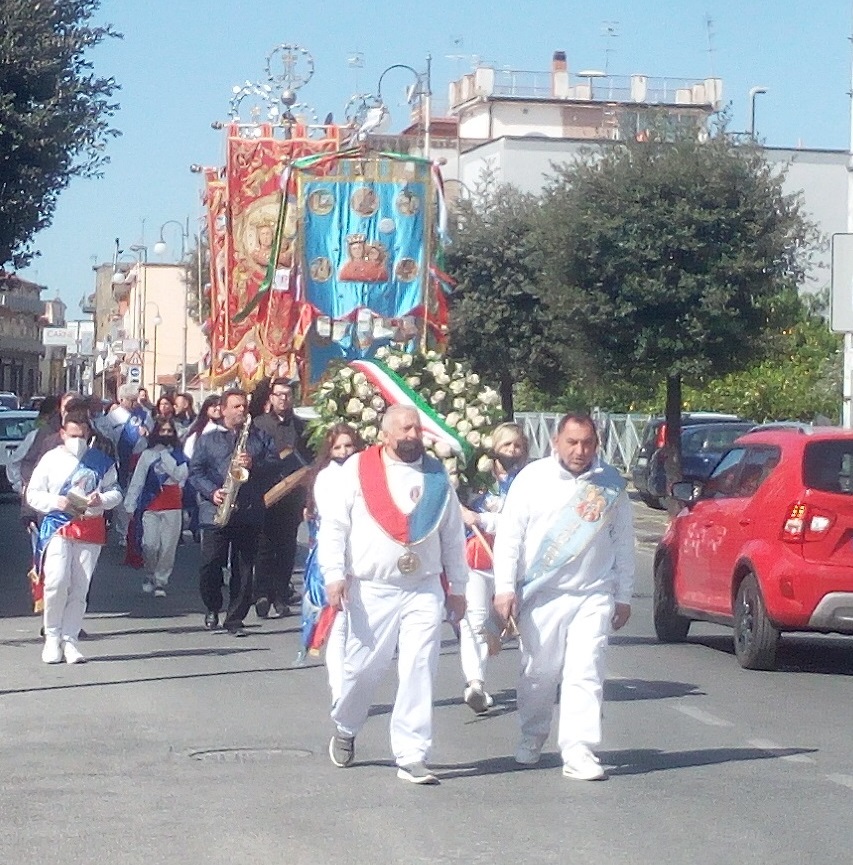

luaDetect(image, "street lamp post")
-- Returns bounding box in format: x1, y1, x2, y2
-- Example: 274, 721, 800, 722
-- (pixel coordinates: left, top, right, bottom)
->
748, 86, 768, 139
153, 219, 191, 392
377, 56, 432, 159
129, 244, 148, 387
145, 301, 162, 398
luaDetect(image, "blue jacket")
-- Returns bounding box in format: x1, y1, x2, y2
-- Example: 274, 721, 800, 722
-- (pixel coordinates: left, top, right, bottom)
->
189, 425, 288, 527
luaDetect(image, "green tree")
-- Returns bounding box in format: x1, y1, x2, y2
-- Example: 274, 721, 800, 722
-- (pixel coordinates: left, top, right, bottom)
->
445, 180, 564, 418
0, 1, 121, 268
533, 116, 816, 495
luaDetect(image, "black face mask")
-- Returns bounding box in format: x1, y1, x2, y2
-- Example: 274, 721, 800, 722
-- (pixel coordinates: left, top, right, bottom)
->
495, 453, 524, 474
332, 455, 349, 465
395, 440, 424, 463
152, 435, 177, 448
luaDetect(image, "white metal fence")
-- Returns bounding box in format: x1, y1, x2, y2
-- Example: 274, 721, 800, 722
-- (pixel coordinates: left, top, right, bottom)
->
514, 411, 652, 471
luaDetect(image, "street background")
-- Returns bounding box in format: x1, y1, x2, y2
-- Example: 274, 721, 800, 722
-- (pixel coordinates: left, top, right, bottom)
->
1, 494, 851, 865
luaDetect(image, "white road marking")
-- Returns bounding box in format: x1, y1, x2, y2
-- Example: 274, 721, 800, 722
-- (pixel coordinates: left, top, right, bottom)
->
674, 705, 734, 727
748, 738, 816, 764
826, 774, 853, 791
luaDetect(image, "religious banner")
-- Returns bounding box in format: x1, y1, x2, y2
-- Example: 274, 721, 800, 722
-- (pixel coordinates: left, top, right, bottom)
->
295, 154, 435, 382
206, 122, 341, 388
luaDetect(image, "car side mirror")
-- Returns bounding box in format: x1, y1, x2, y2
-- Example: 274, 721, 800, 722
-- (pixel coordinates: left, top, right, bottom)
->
671, 480, 700, 503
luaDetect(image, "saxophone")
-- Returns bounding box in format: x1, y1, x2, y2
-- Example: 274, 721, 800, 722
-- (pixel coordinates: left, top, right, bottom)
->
213, 415, 252, 527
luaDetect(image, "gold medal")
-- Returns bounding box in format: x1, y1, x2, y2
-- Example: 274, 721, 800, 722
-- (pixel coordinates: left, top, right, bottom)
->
397, 549, 421, 575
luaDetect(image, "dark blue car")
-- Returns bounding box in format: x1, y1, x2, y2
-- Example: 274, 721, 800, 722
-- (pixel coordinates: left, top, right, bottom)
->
646, 422, 756, 503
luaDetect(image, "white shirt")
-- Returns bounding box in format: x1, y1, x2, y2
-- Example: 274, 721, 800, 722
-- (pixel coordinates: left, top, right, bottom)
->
123, 444, 189, 512
182, 421, 220, 461
317, 449, 468, 594
492, 455, 635, 604
26, 445, 122, 517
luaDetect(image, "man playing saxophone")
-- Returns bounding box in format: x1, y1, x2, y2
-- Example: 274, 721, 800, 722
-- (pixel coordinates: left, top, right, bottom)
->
189, 390, 281, 635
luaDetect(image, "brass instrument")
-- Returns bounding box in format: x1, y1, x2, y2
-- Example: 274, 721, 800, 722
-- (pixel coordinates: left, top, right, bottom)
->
213, 415, 252, 527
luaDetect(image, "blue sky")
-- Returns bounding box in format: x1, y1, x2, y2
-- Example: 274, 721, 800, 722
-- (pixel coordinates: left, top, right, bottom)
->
18, 0, 853, 313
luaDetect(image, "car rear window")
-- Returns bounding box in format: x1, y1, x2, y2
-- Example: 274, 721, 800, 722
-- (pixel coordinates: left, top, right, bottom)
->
0, 416, 36, 440
803, 441, 853, 493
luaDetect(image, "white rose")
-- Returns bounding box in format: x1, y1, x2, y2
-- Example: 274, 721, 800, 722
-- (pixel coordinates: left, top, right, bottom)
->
468, 373, 480, 386
481, 388, 500, 406
445, 412, 461, 428
405, 376, 421, 388
472, 414, 487, 428
434, 441, 452, 458
375, 347, 390, 360
362, 407, 378, 422
363, 425, 378, 441
465, 406, 479, 420
435, 373, 451, 386
371, 395, 386, 411
449, 380, 466, 395
477, 454, 494, 474
353, 372, 367, 385
356, 383, 372, 399
454, 362, 463, 374
326, 399, 338, 413
345, 398, 362, 416
466, 431, 481, 447
320, 381, 335, 393
339, 367, 354, 378
457, 419, 472, 434
443, 457, 459, 474
425, 350, 439, 361
387, 356, 402, 371
482, 435, 494, 450
400, 354, 413, 368
452, 397, 466, 410
430, 390, 446, 405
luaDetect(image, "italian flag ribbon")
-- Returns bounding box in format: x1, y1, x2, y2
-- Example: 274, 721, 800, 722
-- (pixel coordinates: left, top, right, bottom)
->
349, 358, 473, 461
357, 446, 450, 544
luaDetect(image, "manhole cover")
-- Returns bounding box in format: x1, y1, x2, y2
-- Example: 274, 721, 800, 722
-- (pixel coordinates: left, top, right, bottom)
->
189, 747, 312, 763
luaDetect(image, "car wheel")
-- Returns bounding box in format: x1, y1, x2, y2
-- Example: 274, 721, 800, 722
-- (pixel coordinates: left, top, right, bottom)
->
733, 573, 779, 671
653, 558, 691, 642
640, 493, 666, 510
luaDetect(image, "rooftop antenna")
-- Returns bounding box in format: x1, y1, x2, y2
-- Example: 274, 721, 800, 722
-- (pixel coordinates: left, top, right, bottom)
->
602, 20, 619, 75
705, 14, 717, 78
347, 50, 364, 91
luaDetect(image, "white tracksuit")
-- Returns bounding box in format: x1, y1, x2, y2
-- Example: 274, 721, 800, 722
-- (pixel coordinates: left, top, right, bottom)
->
123, 445, 188, 587
318, 449, 467, 765
458, 494, 503, 688
313, 461, 347, 703
493, 455, 635, 760
26, 446, 122, 643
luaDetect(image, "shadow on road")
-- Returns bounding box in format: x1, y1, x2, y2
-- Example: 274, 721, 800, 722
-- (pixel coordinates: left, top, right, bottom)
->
604, 678, 705, 701
602, 745, 819, 775
691, 634, 853, 675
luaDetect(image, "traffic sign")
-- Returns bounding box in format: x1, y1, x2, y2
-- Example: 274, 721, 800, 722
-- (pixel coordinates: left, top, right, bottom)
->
127, 365, 142, 385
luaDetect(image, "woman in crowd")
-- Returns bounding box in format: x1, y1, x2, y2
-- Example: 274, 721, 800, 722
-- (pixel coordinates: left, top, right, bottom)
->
124, 417, 189, 596
182, 396, 222, 461
458, 422, 530, 714
308, 423, 365, 704
154, 394, 176, 423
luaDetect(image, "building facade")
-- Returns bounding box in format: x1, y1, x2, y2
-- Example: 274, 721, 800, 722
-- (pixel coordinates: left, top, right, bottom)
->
0, 271, 45, 400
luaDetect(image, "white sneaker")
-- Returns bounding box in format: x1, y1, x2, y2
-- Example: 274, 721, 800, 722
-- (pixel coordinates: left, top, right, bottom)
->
562, 745, 606, 781
42, 636, 62, 664
515, 735, 545, 766
62, 641, 87, 665
154, 587, 167, 598
463, 681, 490, 715
142, 580, 154, 594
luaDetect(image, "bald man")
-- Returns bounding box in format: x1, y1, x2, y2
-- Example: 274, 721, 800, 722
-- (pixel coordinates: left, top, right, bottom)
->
319, 405, 468, 785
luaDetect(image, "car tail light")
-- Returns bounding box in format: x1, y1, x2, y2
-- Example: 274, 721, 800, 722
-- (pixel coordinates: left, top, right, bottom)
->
781, 502, 835, 542
655, 423, 667, 449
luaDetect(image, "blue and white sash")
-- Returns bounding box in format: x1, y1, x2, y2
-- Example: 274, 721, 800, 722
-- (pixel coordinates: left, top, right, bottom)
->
521, 467, 626, 602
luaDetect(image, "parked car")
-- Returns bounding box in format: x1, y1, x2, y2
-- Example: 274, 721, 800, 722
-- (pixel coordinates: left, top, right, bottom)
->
0, 391, 20, 411
0, 410, 39, 493
653, 426, 853, 670
630, 412, 746, 508
645, 422, 756, 501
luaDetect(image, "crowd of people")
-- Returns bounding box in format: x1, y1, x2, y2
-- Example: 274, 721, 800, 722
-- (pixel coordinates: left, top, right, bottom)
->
12, 382, 636, 786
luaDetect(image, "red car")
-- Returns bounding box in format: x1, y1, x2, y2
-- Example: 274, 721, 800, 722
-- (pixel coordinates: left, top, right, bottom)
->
654, 428, 853, 669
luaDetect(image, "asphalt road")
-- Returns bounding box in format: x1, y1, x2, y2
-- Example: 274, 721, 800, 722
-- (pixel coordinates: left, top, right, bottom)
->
0, 494, 851, 865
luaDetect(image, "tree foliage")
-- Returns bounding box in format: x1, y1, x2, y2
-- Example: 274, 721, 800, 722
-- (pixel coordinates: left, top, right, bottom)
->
444, 179, 563, 418
0, 1, 121, 268
530, 116, 817, 495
